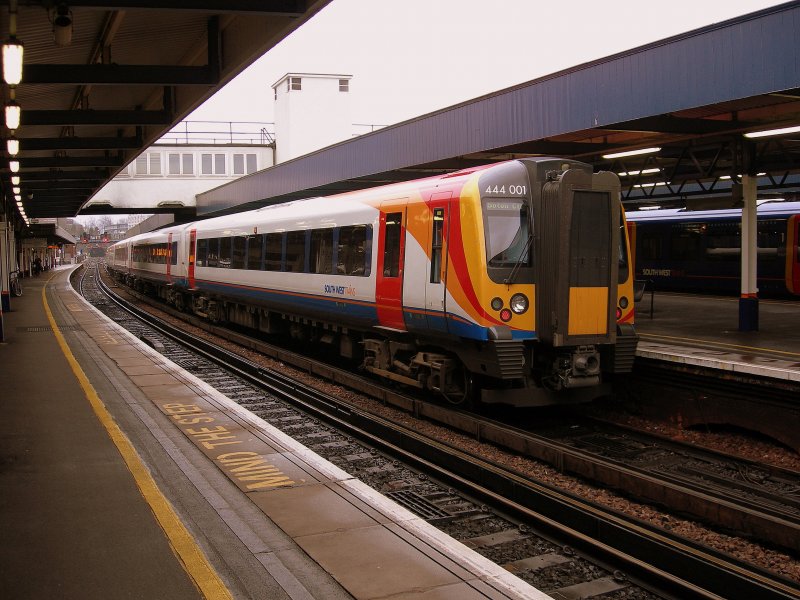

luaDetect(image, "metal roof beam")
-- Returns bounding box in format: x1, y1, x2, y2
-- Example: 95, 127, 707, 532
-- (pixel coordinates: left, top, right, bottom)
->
24, 65, 217, 85
15, 156, 124, 168
13, 170, 108, 181
21, 181, 98, 190
22, 110, 172, 126
66, 1, 306, 16
27, 191, 96, 198
605, 116, 756, 135
21, 137, 141, 151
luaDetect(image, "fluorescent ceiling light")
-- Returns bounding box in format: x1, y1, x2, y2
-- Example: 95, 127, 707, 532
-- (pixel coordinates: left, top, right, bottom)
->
11, 175, 20, 185
5, 101, 20, 130
9, 159, 20, 172
6, 137, 19, 156
744, 124, 800, 139
603, 147, 661, 160
2, 38, 23, 85
618, 168, 661, 177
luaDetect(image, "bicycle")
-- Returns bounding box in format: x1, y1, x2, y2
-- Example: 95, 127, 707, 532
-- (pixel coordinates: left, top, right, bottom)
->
9, 269, 22, 297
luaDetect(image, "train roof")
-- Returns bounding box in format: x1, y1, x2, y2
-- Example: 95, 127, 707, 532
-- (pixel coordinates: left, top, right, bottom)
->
626, 200, 800, 222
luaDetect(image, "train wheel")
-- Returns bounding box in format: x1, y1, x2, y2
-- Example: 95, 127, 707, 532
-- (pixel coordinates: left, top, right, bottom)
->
440, 366, 476, 408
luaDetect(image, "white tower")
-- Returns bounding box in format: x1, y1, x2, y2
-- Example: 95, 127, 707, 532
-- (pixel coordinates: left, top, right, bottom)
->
272, 73, 352, 163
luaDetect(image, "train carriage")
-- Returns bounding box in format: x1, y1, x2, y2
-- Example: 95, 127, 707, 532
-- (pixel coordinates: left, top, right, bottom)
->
627, 202, 800, 296
107, 157, 638, 407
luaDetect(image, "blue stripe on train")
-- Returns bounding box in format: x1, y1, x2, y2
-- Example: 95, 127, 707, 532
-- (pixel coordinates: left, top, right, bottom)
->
192, 279, 537, 341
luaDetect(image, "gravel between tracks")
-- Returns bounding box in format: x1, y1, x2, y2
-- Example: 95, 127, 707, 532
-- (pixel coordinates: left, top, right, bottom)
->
103, 274, 800, 583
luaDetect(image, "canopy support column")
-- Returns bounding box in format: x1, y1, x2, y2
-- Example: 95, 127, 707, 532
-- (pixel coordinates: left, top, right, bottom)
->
739, 175, 758, 331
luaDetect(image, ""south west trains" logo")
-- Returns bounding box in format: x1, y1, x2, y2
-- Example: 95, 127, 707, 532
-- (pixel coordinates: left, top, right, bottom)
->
324, 284, 357, 296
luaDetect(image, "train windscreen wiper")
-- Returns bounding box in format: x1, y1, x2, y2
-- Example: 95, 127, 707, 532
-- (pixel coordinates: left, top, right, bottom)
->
503, 232, 534, 285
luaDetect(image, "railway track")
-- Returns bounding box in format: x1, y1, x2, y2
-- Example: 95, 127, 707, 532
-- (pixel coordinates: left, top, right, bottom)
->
94, 261, 800, 555
78, 260, 800, 598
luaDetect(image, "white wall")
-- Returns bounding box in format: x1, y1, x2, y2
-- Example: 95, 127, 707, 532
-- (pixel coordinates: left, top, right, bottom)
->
274, 74, 352, 163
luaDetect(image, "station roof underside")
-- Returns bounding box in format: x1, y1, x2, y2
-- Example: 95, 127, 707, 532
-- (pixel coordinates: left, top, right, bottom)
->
198, 1, 800, 216
3, 0, 332, 220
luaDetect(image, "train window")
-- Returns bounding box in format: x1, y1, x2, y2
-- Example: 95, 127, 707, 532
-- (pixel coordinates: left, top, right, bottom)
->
206, 238, 219, 268
310, 229, 334, 274
285, 231, 307, 272
247, 235, 264, 270
171, 242, 178, 266
669, 224, 703, 261
640, 233, 661, 261
430, 208, 445, 284
196, 238, 208, 267
483, 199, 532, 269
758, 220, 783, 261
383, 213, 402, 278
705, 222, 739, 261
337, 225, 370, 276
265, 233, 283, 271
219, 237, 232, 268
232, 236, 247, 269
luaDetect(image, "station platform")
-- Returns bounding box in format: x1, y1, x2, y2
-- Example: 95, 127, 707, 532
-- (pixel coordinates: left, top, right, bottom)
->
0, 267, 544, 600
633, 291, 800, 383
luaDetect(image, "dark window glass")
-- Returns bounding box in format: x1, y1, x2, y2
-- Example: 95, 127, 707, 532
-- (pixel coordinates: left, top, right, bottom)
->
670, 224, 703, 261
337, 225, 369, 276
285, 231, 306, 272
265, 233, 283, 271
383, 213, 401, 277
196, 238, 208, 267
430, 208, 444, 283
206, 238, 219, 268
758, 219, 784, 262
171, 241, 178, 266
640, 233, 661, 261
232, 236, 247, 269
219, 237, 232, 268
483, 199, 531, 268
311, 229, 334, 274
247, 235, 264, 270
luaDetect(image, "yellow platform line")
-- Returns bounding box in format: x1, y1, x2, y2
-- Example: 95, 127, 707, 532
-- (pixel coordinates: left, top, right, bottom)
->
42, 280, 232, 600
640, 332, 800, 359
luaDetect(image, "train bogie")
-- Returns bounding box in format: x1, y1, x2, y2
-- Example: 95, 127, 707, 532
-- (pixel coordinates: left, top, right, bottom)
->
107, 157, 638, 407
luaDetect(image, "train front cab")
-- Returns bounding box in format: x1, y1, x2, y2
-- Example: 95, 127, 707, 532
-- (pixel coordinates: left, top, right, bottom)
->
477, 158, 637, 406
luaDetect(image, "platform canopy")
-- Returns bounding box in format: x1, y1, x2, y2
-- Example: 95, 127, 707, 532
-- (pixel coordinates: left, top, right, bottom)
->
1, 0, 331, 220
198, 1, 800, 216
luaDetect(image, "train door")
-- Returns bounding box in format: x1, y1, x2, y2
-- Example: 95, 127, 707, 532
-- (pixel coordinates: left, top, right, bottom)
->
424, 192, 452, 332
375, 200, 407, 330
166, 233, 173, 283
788, 215, 800, 294
188, 229, 196, 289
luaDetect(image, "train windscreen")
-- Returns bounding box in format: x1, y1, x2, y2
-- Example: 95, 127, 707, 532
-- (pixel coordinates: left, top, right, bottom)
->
483, 199, 532, 269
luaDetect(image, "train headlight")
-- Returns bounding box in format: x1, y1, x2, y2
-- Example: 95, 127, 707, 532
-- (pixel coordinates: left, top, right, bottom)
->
491, 297, 503, 311
510, 293, 528, 314
619, 296, 629, 309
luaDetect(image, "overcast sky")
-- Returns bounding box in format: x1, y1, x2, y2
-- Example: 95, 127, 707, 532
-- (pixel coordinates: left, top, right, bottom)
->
187, 0, 787, 128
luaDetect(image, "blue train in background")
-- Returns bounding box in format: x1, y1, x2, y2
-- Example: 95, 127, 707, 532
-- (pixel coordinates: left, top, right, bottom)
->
626, 201, 800, 296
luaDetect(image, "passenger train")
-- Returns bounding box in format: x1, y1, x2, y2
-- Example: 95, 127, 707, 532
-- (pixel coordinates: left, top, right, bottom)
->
627, 201, 800, 296
107, 158, 638, 407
